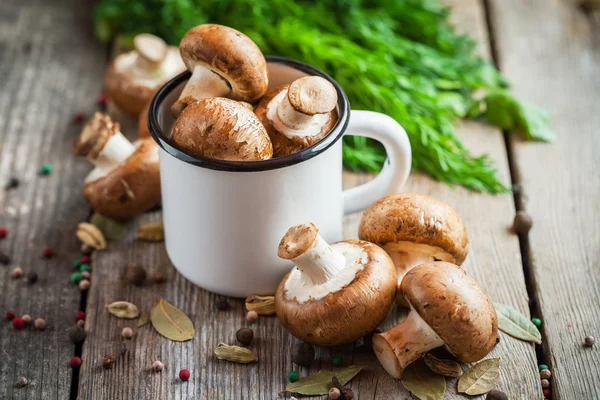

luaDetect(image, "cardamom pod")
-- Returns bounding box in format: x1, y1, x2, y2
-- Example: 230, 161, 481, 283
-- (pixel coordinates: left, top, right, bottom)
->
214, 343, 258, 364
137, 223, 164, 241
245, 295, 275, 315
76, 222, 106, 250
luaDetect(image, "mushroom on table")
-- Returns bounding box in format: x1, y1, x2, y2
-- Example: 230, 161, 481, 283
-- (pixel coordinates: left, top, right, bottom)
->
275, 223, 397, 346
373, 261, 497, 379
73, 112, 161, 219
171, 24, 268, 118
255, 76, 338, 157
359, 193, 468, 305
104, 34, 185, 116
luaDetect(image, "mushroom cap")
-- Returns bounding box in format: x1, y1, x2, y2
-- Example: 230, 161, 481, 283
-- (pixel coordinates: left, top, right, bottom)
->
358, 193, 469, 265
179, 24, 268, 103
277, 222, 319, 260
138, 98, 151, 138
275, 240, 397, 346
287, 76, 338, 115
401, 262, 498, 362
254, 85, 338, 157
134, 34, 168, 64
171, 97, 273, 161
83, 139, 160, 220
73, 112, 120, 158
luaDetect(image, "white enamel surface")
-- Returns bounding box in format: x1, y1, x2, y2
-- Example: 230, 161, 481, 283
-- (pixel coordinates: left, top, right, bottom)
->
284, 241, 367, 303
267, 90, 329, 138
115, 48, 185, 88
85, 133, 134, 183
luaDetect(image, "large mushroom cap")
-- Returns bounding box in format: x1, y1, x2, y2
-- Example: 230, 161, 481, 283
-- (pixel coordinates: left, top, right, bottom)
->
73, 112, 121, 158
179, 24, 268, 104
401, 262, 498, 362
171, 97, 273, 161
359, 193, 469, 264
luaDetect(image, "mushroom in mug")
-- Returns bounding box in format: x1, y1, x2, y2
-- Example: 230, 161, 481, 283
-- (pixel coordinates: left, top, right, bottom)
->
275, 223, 397, 346
104, 34, 185, 116
359, 193, 468, 305
73, 112, 160, 219
373, 261, 497, 379
254, 76, 338, 157
171, 97, 273, 161
171, 24, 268, 118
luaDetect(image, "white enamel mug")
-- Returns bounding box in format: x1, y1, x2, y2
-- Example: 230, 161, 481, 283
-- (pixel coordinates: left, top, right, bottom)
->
148, 56, 411, 297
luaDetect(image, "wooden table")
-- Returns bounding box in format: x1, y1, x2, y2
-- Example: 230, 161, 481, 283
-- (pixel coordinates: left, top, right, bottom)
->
1, 0, 598, 398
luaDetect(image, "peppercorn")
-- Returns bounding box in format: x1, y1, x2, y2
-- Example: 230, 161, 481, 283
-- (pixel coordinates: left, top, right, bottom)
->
12, 317, 25, 329
584, 335, 595, 347
0, 227, 7, 239
81, 271, 91, 280
532, 318, 542, 328
21, 314, 32, 325
541, 379, 550, 388
538, 364, 549, 371
26, 272, 38, 285
98, 93, 107, 105
42, 247, 53, 258
76, 311, 85, 321
126, 266, 147, 286
179, 369, 190, 381
216, 298, 229, 310
70, 272, 83, 284
122, 327, 134, 339
543, 389, 552, 399
292, 342, 315, 367
77, 319, 84, 327
81, 244, 93, 255
73, 112, 85, 123
513, 211, 533, 234
81, 255, 91, 264
236, 327, 254, 346
246, 310, 258, 323
73, 259, 83, 269
102, 357, 114, 369
34, 318, 46, 330
17, 376, 28, 387
69, 356, 82, 368
363, 329, 381, 349
0, 250, 11, 265
540, 369, 551, 379
68, 323, 87, 344
287, 370, 299, 383
486, 390, 508, 400
344, 388, 355, 399
11, 266, 23, 279
5, 310, 16, 321
332, 356, 343, 367
80, 263, 91, 272
40, 163, 53, 175
152, 272, 166, 284
78, 279, 90, 291
152, 360, 164, 372
328, 387, 341, 399
5, 177, 19, 190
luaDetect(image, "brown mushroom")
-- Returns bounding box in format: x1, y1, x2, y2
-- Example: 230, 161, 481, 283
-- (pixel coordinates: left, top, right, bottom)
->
359, 193, 468, 305
73, 112, 160, 220
171, 24, 268, 118
104, 34, 185, 116
138, 94, 154, 139
254, 76, 338, 157
373, 261, 497, 379
171, 97, 272, 161
275, 223, 397, 346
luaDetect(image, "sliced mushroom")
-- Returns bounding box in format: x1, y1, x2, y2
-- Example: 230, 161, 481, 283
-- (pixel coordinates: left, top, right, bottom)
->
171, 97, 272, 161
359, 193, 468, 305
373, 261, 497, 379
171, 24, 268, 118
275, 223, 397, 346
73, 112, 160, 219
104, 34, 185, 116
254, 76, 338, 157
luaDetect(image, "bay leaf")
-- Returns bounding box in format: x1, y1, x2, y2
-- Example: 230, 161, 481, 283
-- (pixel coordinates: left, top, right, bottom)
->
151, 298, 194, 341
107, 301, 139, 319
457, 358, 501, 395
494, 303, 542, 344
90, 213, 129, 240
137, 311, 149, 327
424, 353, 463, 377
137, 223, 165, 242
214, 343, 258, 363
401, 359, 446, 400
282, 365, 365, 395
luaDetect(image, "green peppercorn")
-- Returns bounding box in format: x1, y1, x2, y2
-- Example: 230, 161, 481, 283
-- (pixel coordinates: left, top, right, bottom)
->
292, 342, 315, 367
287, 370, 299, 382
70, 272, 83, 284
236, 327, 254, 346
39, 163, 53, 175
73, 259, 83, 269
332, 356, 343, 367
532, 318, 542, 328
538, 364, 549, 371
79, 263, 91, 272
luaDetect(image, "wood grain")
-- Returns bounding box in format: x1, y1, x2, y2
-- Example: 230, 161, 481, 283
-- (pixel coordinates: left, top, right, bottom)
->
488, 0, 600, 398
0, 0, 105, 398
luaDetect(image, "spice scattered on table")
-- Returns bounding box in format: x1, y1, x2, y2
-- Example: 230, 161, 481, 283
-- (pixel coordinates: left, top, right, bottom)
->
543, 388, 552, 398
584, 335, 595, 347
97, 93, 107, 105
11, 266, 23, 279
246, 310, 258, 323
152, 360, 164, 372
42, 247, 53, 258
21, 314, 32, 325
79, 279, 90, 291
80, 263, 91, 272
81, 244, 93, 255
76, 311, 85, 321
328, 388, 341, 399
540, 369, 551, 380
81, 255, 91, 264
292, 342, 315, 367
214, 343, 258, 363
486, 390, 508, 400
12, 317, 25, 329
513, 211, 533, 234
76, 222, 107, 250
531, 318, 542, 328
0, 226, 7, 238
5, 310, 16, 321
73, 112, 85, 123
108, 301, 140, 319
332, 356, 343, 367
122, 327, 134, 339
34, 318, 46, 330
236, 327, 253, 346
126, 265, 147, 286
541, 379, 550, 388
287, 370, 299, 383
39, 163, 53, 175
5, 177, 20, 190
71, 272, 83, 284
245, 294, 276, 316
538, 364, 549, 371
81, 271, 91, 280
179, 369, 190, 381
68, 323, 87, 344
0, 250, 11, 265
216, 298, 229, 311
73, 259, 83, 269
69, 357, 82, 368
17, 376, 28, 388
26, 272, 38, 285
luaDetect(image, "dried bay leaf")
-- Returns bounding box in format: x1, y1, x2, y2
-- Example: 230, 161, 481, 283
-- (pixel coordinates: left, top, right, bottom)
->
214, 343, 258, 363
282, 365, 365, 395
77, 222, 106, 250
494, 303, 542, 344
151, 298, 194, 341
107, 301, 139, 319
138, 223, 164, 242
245, 295, 275, 315
424, 353, 463, 377
90, 213, 129, 240
137, 311, 149, 327
458, 358, 501, 395
401, 359, 446, 400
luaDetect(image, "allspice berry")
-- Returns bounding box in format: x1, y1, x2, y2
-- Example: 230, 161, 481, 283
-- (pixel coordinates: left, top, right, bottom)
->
541, 379, 550, 388
26, 272, 38, 284
540, 369, 551, 380
152, 360, 164, 372
328, 387, 341, 399
122, 327, 134, 339
292, 342, 315, 367
216, 298, 229, 311
152, 273, 167, 284
126, 266, 147, 286
68, 323, 87, 344
236, 327, 254, 346
34, 318, 46, 330
246, 310, 258, 323
486, 390, 508, 400
21, 314, 32, 325
79, 279, 90, 291
584, 335, 595, 347
513, 211, 533, 234
17, 376, 28, 388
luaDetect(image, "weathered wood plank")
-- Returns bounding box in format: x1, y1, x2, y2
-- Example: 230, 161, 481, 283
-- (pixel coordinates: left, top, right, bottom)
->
488, 0, 600, 398
0, 0, 106, 398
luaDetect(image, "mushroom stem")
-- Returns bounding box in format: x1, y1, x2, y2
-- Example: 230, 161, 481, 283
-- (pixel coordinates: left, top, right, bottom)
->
91, 133, 135, 170
269, 93, 329, 139
177, 65, 230, 105
373, 309, 444, 379
293, 233, 346, 285
384, 245, 435, 305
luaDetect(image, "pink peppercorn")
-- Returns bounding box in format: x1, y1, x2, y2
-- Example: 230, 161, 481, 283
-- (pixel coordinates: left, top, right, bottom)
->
97, 93, 107, 105
78, 279, 90, 291
5, 310, 16, 321
179, 369, 190, 381
0, 227, 7, 238
73, 112, 85, 123
42, 247, 53, 258
81, 255, 91, 264
12, 317, 25, 329
81, 271, 91, 280
76, 311, 85, 321
543, 389, 552, 399
69, 357, 82, 368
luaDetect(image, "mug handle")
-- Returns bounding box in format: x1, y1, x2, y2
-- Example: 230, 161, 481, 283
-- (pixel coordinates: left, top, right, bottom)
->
342, 110, 412, 215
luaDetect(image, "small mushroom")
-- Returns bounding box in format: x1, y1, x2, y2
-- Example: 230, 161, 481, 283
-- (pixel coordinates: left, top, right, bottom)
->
171, 24, 268, 118
359, 193, 468, 305
373, 261, 497, 379
104, 33, 185, 116
73, 112, 160, 219
171, 97, 273, 161
137, 94, 154, 139
254, 76, 338, 157
275, 223, 397, 346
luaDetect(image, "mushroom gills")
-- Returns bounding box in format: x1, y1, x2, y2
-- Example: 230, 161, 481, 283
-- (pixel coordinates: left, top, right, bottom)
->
85, 133, 135, 183
266, 89, 330, 139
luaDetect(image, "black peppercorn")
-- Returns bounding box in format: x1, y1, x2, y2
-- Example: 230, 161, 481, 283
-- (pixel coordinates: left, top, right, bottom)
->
292, 342, 315, 367
363, 329, 382, 350
236, 327, 254, 346
584, 335, 595, 347
216, 298, 229, 311
486, 390, 508, 400
513, 211, 533, 234
16, 376, 28, 388
26, 272, 38, 285
5, 177, 20, 190
152, 273, 167, 284
68, 324, 87, 344
126, 266, 147, 286
0, 250, 11, 265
